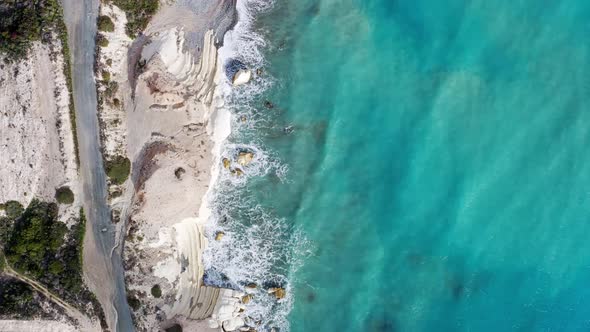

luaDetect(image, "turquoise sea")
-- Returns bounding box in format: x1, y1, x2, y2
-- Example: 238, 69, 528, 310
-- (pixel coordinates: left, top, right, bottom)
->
212, 0, 590, 331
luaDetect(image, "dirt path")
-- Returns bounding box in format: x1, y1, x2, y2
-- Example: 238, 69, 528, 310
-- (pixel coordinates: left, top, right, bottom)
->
2, 261, 99, 331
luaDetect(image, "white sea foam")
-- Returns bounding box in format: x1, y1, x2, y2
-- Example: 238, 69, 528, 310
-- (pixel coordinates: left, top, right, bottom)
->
201, 0, 309, 331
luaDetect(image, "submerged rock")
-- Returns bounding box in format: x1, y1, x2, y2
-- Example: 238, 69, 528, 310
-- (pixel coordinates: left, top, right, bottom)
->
231, 168, 244, 177
284, 125, 294, 134
223, 158, 231, 169
264, 100, 274, 109
268, 287, 286, 300
237, 151, 254, 166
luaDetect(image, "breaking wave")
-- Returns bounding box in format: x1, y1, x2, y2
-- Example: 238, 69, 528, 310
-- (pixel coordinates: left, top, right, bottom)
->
202, 0, 309, 331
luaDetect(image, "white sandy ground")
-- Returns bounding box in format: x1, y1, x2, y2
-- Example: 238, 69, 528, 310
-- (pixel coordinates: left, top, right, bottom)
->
0, 320, 77, 332
0, 41, 80, 225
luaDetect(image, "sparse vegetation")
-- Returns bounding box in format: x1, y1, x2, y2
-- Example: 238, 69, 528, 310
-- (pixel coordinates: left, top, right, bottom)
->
105, 155, 131, 184
55, 186, 74, 204
104, 80, 119, 98
97, 15, 114, 32
107, 0, 159, 38
0, 1, 79, 166
101, 69, 111, 82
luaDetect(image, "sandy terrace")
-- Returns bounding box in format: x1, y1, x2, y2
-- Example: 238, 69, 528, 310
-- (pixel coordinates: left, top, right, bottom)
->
0, 40, 79, 224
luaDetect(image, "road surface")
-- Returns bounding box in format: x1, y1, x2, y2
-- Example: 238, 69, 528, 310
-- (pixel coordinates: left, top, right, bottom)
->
61, 0, 134, 331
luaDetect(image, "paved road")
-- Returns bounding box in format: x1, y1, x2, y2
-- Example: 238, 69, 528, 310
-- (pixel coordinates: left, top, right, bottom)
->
61, 0, 134, 331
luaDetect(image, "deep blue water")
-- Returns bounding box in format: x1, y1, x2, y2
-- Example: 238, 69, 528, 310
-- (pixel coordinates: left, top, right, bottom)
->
217, 0, 590, 331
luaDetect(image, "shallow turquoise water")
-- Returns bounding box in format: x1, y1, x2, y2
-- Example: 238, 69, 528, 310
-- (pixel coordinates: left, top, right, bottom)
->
223, 0, 590, 331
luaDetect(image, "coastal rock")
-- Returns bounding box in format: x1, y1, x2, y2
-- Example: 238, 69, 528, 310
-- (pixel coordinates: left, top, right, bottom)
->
237, 151, 254, 166
245, 282, 257, 289
241, 294, 252, 304
231, 168, 244, 177
268, 287, 286, 300
223, 317, 245, 331
264, 100, 274, 109
232, 69, 252, 86
215, 231, 225, 241
223, 158, 231, 169
208, 320, 220, 329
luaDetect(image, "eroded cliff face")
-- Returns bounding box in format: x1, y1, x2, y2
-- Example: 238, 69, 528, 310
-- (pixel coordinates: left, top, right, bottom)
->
95, 0, 243, 330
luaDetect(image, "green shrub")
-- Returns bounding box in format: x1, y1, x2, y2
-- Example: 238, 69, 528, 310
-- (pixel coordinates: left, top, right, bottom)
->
104, 80, 119, 98
111, 0, 159, 38
151, 284, 162, 298
127, 295, 140, 311
97, 15, 114, 32
101, 69, 111, 82
55, 187, 74, 204
4, 200, 65, 279
3, 201, 23, 220
105, 155, 131, 185
96, 33, 109, 47
1, 201, 93, 313
0, 251, 5, 272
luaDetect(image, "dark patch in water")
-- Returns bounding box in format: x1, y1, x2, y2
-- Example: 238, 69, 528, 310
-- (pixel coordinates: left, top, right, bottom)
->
262, 277, 287, 290
283, 125, 294, 134
366, 315, 397, 332
446, 276, 465, 301
306, 292, 316, 303
225, 59, 247, 80
374, 320, 396, 332
264, 100, 275, 109
305, 1, 321, 16
405, 252, 425, 267
203, 268, 240, 290
311, 121, 328, 144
